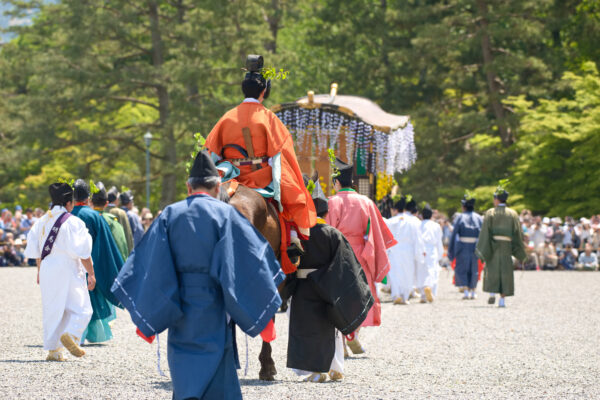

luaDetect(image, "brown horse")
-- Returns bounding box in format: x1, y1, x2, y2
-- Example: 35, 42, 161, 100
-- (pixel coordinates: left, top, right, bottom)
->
220, 181, 282, 381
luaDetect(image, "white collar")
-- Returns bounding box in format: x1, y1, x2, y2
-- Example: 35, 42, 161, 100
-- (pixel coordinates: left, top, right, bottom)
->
242, 98, 261, 104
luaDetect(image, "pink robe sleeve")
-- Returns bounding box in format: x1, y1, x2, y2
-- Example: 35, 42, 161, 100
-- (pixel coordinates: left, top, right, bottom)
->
361, 200, 397, 283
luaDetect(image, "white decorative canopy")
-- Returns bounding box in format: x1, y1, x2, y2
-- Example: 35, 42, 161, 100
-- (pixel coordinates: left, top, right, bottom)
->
272, 85, 417, 175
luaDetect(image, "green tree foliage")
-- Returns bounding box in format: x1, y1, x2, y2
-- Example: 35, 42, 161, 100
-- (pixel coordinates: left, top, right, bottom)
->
508, 62, 600, 218
0, 0, 269, 208
297, 0, 576, 214
0, 0, 599, 215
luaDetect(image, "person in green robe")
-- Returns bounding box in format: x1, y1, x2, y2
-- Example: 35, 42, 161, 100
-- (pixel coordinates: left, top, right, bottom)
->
71, 179, 124, 343
91, 182, 129, 261
106, 187, 134, 254
476, 181, 526, 307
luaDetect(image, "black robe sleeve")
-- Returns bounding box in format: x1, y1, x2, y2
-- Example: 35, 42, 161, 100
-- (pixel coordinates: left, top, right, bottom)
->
307, 226, 374, 335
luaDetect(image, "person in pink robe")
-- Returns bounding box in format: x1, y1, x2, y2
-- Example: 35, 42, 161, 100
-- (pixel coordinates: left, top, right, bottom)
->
325, 158, 397, 354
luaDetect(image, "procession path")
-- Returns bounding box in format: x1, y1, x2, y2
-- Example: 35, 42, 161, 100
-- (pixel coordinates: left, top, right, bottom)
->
1, 267, 598, 399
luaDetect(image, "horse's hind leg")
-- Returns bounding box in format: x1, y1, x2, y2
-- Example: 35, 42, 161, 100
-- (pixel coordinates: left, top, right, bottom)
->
258, 340, 277, 381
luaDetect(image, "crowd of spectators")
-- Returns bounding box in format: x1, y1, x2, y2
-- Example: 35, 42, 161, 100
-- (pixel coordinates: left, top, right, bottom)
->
426, 208, 600, 272
1, 203, 158, 267
519, 211, 600, 271
0, 206, 45, 266
3, 199, 598, 273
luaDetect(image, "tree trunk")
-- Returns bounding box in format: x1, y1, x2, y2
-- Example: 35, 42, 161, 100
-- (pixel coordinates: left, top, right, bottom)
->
149, 1, 177, 207
476, 0, 512, 146
264, 0, 281, 53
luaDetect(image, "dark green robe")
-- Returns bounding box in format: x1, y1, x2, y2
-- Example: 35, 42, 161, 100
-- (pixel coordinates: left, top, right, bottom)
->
476, 205, 526, 296
72, 205, 124, 342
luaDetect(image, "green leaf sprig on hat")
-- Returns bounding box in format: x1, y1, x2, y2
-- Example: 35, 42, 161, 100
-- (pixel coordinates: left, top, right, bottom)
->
328, 148, 340, 178
306, 179, 316, 195
495, 178, 510, 195
57, 177, 75, 187
464, 189, 475, 200
89, 180, 100, 194
405, 194, 413, 203
261, 67, 290, 80
121, 185, 130, 193
186, 133, 207, 174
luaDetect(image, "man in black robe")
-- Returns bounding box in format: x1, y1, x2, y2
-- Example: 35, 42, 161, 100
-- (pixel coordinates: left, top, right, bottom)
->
286, 176, 374, 383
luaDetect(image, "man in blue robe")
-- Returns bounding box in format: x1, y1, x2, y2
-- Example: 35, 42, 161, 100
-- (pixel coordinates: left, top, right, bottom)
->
111, 150, 283, 400
448, 193, 483, 300
71, 179, 124, 343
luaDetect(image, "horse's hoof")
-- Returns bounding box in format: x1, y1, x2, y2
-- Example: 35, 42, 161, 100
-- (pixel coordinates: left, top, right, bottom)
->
259, 370, 275, 381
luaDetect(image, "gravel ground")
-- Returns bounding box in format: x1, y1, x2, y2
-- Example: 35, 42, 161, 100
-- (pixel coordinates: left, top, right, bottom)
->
1, 267, 599, 399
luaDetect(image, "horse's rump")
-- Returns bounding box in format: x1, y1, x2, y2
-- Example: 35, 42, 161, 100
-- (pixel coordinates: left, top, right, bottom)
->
221, 181, 281, 260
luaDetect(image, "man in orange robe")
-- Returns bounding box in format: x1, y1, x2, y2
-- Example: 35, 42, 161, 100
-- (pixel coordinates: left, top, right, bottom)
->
205, 55, 316, 274
326, 158, 397, 355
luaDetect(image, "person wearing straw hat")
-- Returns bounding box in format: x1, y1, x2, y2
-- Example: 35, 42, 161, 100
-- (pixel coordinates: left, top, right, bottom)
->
476, 180, 527, 308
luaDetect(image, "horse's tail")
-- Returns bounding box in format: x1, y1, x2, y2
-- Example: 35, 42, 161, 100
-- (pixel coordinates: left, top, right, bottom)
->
218, 189, 231, 204
218, 181, 232, 203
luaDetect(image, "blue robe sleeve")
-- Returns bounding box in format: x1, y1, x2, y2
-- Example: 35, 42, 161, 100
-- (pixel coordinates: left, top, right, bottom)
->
211, 208, 283, 338
111, 211, 183, 337
448, 216, 460, 261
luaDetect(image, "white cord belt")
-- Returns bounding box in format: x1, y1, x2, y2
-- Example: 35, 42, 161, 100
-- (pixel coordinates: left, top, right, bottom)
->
297, 268, 317, 279
459, 237, 477, 243
493, 235, 512, 242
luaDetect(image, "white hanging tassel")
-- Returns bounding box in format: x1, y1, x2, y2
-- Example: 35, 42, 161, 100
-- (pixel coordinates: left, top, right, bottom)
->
244, 333, 249, 376
156, 334, 166, 377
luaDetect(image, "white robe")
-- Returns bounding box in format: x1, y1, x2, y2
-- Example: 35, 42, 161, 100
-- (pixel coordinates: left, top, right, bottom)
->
24, 206, 93, 351
385, 212, 425, 301
418, 219, 444, 295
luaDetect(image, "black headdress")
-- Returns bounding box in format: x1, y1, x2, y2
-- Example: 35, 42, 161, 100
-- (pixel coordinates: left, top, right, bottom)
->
311, 180, 329, 216
189, 150, 220, 180
333, 158, 353, 187
49, 183, 73, 206
422, 203, 433, 219
120, 191, 133, 205
393, 196, 406, 212
494, 179, 510, 202
107, 186, 119, 203
461, 197, 476, 208
405, 195, 417, 214
92, 181, 108, 204
73, 179, 90, 202
242, 54, 270, 100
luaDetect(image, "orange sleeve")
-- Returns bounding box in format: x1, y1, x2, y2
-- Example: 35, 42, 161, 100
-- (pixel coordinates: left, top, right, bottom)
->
278, 135, 316, 229
205, 117, 224, 156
